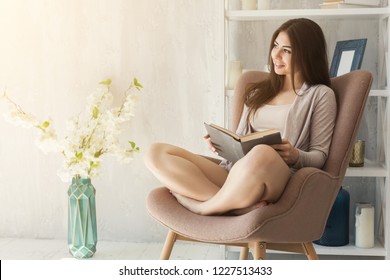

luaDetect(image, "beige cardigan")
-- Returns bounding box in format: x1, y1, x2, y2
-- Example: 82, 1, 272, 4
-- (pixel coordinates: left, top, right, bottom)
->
235, 83, 337, 170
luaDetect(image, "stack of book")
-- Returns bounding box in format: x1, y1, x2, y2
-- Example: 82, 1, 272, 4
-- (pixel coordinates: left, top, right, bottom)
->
319, 0, 382, 9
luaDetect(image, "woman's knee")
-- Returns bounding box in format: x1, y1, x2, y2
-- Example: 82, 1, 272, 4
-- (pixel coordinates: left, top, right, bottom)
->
143, 142, 169, 169
244, 144, 280, 168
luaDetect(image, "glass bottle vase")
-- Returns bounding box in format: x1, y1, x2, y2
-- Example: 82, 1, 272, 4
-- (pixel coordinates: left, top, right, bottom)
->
67, 177, 97, 258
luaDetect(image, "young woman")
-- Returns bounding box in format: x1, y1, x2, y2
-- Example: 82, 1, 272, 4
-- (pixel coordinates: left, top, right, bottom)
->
144, 18, 337, 216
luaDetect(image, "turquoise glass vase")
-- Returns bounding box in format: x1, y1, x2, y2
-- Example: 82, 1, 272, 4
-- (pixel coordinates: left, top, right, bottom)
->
67, 177, 97, 258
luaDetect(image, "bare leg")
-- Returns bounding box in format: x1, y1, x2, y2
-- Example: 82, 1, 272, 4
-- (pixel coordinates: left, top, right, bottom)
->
172, 193, 268, 216
172, 145, 291, 215
227, 201, 269, 216
144, 143, 228, 201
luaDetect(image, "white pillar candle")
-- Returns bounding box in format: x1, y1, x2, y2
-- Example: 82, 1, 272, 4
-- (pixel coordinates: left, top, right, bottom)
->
227, 60, 242, 89
355, 203, 375, 248
241, 0, 257, 10
258, 0, 271, 10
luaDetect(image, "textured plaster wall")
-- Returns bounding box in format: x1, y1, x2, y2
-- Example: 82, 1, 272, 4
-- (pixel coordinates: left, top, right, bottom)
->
0, 0, 224, 242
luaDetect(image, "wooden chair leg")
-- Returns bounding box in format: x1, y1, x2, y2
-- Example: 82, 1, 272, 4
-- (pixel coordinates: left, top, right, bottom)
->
302, 242, 319, 260
253, 242, 266, 260
160, 230, 177, 260
239, 247, 249, 260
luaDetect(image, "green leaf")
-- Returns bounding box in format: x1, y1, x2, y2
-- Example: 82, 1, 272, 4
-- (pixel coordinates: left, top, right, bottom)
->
92, 107, 99, 119
129, 141, 140, 152
90, 161, 100, 169
76, 152, 83, 160
42, 121, 50, 128
133, 78, 143, 90
99, 78, 112, 86
129, 141, 136, 149
94, 149, 103, 158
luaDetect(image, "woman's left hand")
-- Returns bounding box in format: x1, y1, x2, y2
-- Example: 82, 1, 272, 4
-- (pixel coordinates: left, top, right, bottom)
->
270, 138, 299, 166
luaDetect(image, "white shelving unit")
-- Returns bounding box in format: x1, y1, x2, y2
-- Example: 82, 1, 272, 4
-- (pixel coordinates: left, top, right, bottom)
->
224, 0, 390, 259
226, 7, 389, 20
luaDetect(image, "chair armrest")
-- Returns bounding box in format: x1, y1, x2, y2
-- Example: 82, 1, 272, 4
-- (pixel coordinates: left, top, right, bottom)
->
248, 167, 340, 243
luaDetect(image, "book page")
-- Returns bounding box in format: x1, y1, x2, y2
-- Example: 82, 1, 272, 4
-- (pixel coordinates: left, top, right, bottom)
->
240, 129, 280, 142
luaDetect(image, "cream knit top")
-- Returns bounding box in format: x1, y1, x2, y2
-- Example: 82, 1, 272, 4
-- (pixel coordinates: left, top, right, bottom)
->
249, 103, 292, 135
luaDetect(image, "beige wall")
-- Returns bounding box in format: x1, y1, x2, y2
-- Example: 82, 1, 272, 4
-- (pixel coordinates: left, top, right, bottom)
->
0, 0, 224, 242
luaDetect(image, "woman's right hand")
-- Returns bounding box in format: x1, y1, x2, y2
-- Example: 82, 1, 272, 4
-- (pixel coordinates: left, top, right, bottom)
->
203, 134, 219, 155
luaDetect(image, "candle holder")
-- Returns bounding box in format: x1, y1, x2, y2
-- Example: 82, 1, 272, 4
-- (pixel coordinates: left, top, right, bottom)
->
349, 140, 365, 167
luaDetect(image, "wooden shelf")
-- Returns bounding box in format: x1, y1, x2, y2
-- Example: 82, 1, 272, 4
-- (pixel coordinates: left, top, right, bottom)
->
370, 89, 389, 97
226, 7, 390, 21
314, 241, 386, 257
225, 89, 388, 98
346, 163, 387, 177
225, 240, 386, 258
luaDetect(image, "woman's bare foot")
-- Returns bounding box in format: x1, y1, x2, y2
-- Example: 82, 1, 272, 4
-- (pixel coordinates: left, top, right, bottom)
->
171, 192, 204, 215
226, 200, 268, 216
172, 191, 269, 216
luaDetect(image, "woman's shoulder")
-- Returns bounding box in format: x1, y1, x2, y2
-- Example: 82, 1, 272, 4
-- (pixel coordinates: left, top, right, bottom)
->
296, 83, 336, 108
300, 83, 334, 95
299, 83, 335, 100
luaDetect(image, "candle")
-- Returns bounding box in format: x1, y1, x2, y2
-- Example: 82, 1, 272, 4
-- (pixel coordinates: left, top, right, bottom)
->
258, 0, 271, 10
227, 61, 242, 89
355, 203, 374, 248
241, 0, 257, 10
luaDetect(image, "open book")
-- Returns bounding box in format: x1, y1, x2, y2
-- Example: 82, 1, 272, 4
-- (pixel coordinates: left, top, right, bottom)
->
204, 123, 282, 163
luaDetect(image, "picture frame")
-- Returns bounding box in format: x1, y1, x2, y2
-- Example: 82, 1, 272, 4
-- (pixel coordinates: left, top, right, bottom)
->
329, 39, 367, 77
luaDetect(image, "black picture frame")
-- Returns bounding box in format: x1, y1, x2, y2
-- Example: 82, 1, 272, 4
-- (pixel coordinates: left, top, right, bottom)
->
329, 39, 367, 77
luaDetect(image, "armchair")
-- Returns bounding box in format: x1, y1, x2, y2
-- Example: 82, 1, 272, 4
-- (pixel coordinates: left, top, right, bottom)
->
146, 70, 372, 260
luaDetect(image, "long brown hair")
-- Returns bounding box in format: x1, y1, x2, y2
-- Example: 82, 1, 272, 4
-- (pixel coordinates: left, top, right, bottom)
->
244, 18, 330, 127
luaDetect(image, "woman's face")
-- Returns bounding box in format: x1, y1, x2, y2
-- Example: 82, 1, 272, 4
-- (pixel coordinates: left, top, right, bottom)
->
271, 31, 294, 76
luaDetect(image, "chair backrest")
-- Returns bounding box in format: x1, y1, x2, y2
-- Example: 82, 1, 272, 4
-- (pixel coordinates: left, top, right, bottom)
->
234, 70, 372, 181
323, 70, 372, 181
